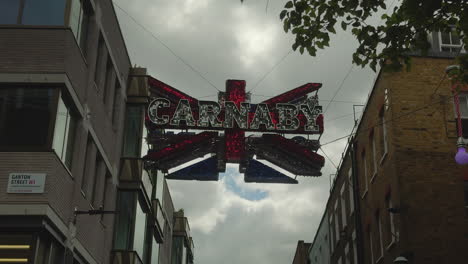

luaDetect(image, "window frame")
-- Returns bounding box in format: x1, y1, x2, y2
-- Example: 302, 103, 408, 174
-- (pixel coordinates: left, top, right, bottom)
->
52, 90, 78, 170
385, 196, 396, 249
438, 27, 465, 53
379, 109, 388, 165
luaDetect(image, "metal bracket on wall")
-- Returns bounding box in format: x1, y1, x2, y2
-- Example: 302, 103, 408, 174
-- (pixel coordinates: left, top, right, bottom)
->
73, 206, 118, 224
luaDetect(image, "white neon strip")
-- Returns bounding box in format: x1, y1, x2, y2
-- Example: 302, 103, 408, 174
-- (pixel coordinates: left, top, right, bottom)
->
167, 153, 214, 174
252, 155, 297, 178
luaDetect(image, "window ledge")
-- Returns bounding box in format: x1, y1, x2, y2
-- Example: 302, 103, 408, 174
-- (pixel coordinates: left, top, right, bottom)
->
379, 152, 388, 165
51, 150, 74, 180
386, 239, 396, 251
370, 172, 377, 183
376, 255, 384, 264
361, 189, 368, 199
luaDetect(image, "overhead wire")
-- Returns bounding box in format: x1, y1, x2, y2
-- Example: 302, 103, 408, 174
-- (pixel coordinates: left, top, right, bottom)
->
112, 1, 221, 92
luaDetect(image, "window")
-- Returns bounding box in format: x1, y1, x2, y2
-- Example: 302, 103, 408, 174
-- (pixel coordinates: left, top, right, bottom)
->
352, 231, 358, 264
370, 133, 377, 179
439, 27, 464, 53
385, 196, 396, 246
0, 233, 35, 263
0, 86, 57, 149
379, 110, 388, 162
103, 59, 115, 105
133, 198, 148, 260
340, 184, 347, 227
376, 213, 384, 260
94, 35, 108, 91
112, 82, 122, 126
114, 191, 137, 250
0, 0, 21, 24
348, 168, 354, 214
329, 216, 334, 252
384, 88, 389, 111
361, 151, 368, 197
69, 0, 90, 52
456, 93, 468, 138
369, 230, 374, 264
123, 105, 144, 157
344, 243, 349, 264
151, 237, 160, 264
0, 0, 66, 26
81, 136, 96, 197
334, 201, 340, 244
22, 0, 66, 25
52, 94, 76, 169
91, 155, 106, 207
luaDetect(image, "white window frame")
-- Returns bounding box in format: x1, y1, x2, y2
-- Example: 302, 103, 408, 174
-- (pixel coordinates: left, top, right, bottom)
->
348, 168, 354, 214
438, 28, 465, 53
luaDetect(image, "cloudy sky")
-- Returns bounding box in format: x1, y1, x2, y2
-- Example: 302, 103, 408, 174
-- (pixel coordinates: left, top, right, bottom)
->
113, 0, 387, 263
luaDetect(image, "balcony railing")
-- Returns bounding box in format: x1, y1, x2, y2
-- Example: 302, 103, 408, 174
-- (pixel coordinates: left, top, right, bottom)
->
111, 250, 143, 264
152, 198, 166, 243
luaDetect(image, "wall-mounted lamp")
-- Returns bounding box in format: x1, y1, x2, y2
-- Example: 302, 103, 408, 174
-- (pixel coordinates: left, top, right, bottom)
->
393, 256, 409, 264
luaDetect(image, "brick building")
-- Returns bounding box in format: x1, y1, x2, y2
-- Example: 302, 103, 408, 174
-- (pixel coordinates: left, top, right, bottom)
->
0, 1, 194, 264
304, 30, 468, 264
292, 240, 311, 264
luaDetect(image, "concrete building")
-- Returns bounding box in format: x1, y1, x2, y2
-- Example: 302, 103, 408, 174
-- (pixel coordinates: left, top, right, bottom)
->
0, 1, 194, 264
305, 29, 468, 264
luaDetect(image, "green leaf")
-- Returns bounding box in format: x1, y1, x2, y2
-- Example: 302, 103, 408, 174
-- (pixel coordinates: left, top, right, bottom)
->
300, 46, 305, 54
280, 10, 288, 20
341, 21, 347, 30
285, 1, 293, 8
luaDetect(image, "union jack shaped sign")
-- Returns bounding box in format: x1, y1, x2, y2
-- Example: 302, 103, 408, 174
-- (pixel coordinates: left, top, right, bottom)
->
144, 78, 325, 184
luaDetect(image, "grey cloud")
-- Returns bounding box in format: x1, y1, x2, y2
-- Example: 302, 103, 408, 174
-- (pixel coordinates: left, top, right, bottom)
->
115, 0, 379, 263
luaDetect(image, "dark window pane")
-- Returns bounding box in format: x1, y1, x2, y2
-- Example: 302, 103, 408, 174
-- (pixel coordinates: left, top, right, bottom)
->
0, 86, 55, 148
0, 0, 20, 24
22, 0, 66, 25
461, 119, 468, 138
451, 30, 461, 45
123, 106, 143, 157
114, 191, 136, 250
441, 31, 451, 45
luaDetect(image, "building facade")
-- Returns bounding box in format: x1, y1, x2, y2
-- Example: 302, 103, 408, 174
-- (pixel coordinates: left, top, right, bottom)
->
0, 1, 195, 264
292, 240, 311, 264
305, 30, 468, 264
